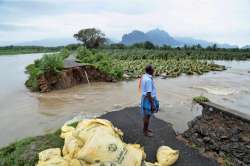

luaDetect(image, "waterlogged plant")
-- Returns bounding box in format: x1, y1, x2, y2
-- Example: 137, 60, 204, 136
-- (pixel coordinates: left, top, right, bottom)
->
109, 59, 225, 79
25, 50, 69, 91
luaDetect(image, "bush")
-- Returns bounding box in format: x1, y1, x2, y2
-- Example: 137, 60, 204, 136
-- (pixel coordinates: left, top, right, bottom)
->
25, 63, 43, 91
39, 54, 64, 74
76, 47, 123, 79
193, 96, 210, 103
58, 48, 70, 59
76, 46, 96, 63
95, 53, 123, 79
25, 52, 65, 91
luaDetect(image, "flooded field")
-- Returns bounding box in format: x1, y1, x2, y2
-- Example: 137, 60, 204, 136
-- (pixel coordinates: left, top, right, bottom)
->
0, 53, 250, 147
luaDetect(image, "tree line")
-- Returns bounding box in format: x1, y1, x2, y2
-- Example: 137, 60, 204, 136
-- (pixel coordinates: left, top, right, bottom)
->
73, 28, 250, 52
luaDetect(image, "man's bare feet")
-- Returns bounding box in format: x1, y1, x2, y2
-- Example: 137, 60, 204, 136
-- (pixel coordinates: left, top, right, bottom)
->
147, 129, 153, 133
143, 131, 154, 137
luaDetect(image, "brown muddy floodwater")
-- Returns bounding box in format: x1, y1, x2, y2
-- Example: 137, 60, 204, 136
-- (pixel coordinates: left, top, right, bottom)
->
0, 53, 250, 147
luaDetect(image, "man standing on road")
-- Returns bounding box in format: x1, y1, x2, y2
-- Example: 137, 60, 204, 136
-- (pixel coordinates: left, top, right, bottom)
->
139, 64, 159, 137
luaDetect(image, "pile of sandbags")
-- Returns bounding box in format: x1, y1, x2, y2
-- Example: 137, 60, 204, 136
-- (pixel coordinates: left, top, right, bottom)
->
37, 119, 179, 166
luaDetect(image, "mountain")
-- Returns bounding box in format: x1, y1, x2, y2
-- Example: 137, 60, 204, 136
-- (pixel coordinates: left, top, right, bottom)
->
15, 37, 78, 47
121, 30, 149, 45
121, 29, 238, 48
146, 29, 180, 46
217, 43, 238, 49
175, 37, 213, 47
121, 29, 180, 46
242, 45, 250, 49
175, 37, 238, 48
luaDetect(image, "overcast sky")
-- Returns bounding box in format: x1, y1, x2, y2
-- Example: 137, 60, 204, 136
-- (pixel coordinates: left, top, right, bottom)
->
0, 0, 250, 46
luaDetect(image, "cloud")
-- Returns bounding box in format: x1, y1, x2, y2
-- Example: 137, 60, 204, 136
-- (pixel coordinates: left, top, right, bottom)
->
0, 23, 36, 31
0, 0, 249, 46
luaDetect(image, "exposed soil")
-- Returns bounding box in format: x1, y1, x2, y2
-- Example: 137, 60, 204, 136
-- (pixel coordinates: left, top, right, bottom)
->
37, 65, 114, 92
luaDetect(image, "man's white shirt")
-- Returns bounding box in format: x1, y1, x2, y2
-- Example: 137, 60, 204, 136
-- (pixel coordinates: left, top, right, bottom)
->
141, 73, 157, 97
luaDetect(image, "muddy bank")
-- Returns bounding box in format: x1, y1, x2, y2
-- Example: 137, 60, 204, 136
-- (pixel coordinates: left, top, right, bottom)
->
183, 102, 250, 165
38, 64, 114, 92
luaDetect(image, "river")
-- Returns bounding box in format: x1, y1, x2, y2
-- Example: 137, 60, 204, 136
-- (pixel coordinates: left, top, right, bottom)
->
0, 53, 250, 147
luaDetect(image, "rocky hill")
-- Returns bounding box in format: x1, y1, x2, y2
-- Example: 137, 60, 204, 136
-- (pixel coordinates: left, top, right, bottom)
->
121, 29, 238, 48
121, 29, 180, 46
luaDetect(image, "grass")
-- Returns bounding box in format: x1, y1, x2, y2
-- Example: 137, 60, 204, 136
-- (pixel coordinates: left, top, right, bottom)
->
193, 96, 210, 103
222, 155, 234, 166
0, 130, 63, 166
0, 120, 81, 166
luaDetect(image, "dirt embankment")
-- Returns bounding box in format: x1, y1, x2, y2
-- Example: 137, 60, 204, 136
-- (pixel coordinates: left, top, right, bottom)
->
38, 65, 114, 92
183, 103, 250, 166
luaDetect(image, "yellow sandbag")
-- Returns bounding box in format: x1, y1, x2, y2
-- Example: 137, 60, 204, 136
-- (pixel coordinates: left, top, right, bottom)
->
76, 119, 123, 136
37, 118, 150, 166
120, 144, 145, 166
78, 144, 145, 166
61, 125, 75, 133
73, 119, 123, 145
60, 124, 84, 158
63, 156, 81, 166
37, 148, 69, 166
156, 146, 179, 166
62, 134, 84, 158
38, 148, 61, 162
60, 125, 75, 139
37, 157, 68, 166
77, 127, 125, 163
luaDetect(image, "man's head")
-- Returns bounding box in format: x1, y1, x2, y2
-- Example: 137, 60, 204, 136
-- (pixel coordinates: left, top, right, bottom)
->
145, 64, 154, 75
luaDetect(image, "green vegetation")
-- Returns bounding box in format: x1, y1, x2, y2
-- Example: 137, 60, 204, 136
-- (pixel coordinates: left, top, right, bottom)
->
75, 47, 226, 79
25, 49, 70, 91
222, 154, 234, 166
193, 96, 210, 103
75, 46, 227, 80
0, 130, 63, 166
25, 46, 228, 91
112, 59, 225, 78
0, 120, 81, 166
0, 46, 61, 55
76, 46, 123, 79
98, 47, 250, 60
